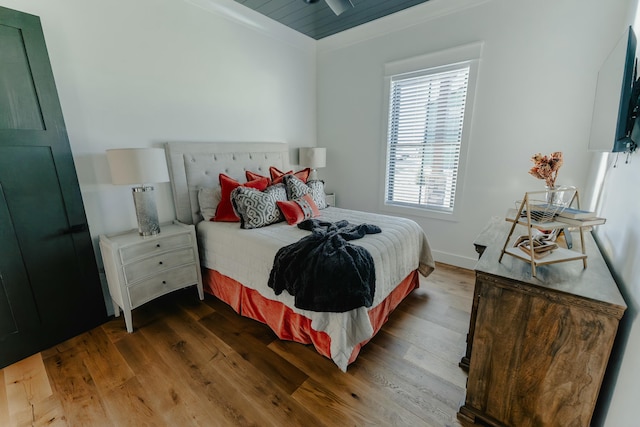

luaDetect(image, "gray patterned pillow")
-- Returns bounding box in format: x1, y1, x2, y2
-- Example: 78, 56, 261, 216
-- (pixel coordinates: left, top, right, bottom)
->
265, 182, 287, 203
284, 175, 327, 209
306, 180, 327, 209
283, 175, 310, 200
231, 184, 286, 229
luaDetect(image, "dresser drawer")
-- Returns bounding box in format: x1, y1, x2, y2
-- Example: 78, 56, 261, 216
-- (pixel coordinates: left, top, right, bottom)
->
119, 233, 193, 263
128, 265, 199, 308
123, 247, 195, 285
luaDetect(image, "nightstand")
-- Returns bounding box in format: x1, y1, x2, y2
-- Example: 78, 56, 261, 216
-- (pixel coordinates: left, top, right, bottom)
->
325, 193, 336, 207
99, 221, 204, 332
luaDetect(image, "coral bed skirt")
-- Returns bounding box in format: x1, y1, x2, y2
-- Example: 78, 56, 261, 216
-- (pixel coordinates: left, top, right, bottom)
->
202, 268, 419, 369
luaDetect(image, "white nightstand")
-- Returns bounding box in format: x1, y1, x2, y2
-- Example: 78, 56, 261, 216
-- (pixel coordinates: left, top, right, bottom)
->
99, 221, 204, 332
325, 193, 336, 207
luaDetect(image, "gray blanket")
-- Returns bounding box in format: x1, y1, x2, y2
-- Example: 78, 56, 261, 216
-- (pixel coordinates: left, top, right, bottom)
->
268, 219, 381, 312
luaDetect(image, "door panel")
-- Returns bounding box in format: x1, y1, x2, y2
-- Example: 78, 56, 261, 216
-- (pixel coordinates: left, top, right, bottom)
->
0, 6, 107, 367
0, 146, 84, 325
0, 23, 44, 130
0, 184, 40, 340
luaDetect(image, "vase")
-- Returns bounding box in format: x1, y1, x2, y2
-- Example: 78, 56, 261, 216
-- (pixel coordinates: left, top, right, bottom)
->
545, 185, 562, 206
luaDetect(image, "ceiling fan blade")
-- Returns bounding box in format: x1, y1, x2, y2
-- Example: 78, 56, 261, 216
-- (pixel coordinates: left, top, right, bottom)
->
325, 0, 354, 16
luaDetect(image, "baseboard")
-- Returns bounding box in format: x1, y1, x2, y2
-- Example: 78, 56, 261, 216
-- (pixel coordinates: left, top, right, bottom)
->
431, 250, 477, 270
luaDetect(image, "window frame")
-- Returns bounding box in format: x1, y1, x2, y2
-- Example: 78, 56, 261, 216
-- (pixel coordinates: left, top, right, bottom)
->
379, 43, 482, 221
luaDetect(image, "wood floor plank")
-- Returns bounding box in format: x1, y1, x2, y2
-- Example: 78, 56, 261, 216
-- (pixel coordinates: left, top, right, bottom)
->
291, 377, 373, 426
139, 317, 262, 426
201, 296, 278, 346
101, 376, 166, 426
4, 354, 52, 422
208, 351, 320, 426
268, 339, 431, 426
0, 368, 9, 426
0, 263, 476, 427
176, 292, 216, 321
72, 328, 134, 394
399, 287, 471, 334
404, 344, 469, 390
42, 347, 92, 403
353, 338, 464, 427
199, 311, 308, 395
163, 302, 234, 357
100, 316, 134, 345
26, 395, 67, 427
115, 332, 218, 427
42, 347, 110, 426
161, 302, 320, 425
383, 309, 467, 363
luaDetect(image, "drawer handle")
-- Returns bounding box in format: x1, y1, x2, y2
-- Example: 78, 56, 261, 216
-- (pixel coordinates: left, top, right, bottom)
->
162, 280, 167, 284
156, 244, 161, 248
159, 261, 163, 265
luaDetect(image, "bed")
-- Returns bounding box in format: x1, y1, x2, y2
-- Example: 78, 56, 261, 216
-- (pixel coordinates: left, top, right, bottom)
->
165, 142, 435, 371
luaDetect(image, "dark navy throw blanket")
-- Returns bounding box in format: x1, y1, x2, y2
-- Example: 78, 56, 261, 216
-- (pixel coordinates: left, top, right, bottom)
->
268, 219, 381, 313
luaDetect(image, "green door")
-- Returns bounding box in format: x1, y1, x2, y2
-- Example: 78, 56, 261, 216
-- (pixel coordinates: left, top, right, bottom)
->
0, 6, 107, 368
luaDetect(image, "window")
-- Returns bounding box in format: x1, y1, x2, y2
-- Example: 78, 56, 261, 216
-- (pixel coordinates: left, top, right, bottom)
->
385, 63, 470, 212
382, 44, 480, 219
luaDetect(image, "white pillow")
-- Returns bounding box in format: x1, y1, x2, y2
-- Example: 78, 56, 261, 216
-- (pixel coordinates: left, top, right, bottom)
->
198, 187, 221, 221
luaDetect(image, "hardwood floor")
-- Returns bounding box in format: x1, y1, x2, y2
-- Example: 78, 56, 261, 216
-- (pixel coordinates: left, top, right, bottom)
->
0, 263, 474, 427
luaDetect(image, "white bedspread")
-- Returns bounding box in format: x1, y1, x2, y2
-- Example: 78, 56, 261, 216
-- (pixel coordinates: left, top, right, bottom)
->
196, 207, 434, 370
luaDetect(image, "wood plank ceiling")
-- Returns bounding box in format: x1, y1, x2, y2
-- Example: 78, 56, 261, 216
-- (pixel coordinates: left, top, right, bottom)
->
233, 0, 432, 40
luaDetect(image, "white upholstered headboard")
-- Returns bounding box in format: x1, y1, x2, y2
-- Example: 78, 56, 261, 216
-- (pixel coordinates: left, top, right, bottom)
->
164, 142, 290, 225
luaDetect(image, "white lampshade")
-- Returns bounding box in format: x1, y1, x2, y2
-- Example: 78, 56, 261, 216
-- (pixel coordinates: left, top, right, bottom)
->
299, 147, 327, 169
106, 148, 170, 185
106, 148, 169, 236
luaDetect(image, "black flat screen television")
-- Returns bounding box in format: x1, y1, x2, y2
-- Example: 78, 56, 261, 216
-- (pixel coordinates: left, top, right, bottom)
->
589, 26, 639, 153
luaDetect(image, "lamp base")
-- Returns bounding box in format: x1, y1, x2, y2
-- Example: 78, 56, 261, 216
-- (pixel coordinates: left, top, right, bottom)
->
132, 186, 160, 236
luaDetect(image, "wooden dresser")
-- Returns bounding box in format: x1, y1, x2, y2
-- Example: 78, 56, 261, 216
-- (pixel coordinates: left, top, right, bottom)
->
458, 217, 626, 427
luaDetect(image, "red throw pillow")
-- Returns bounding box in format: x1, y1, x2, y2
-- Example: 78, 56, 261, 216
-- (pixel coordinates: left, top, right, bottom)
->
276, 194, 320, 225
245, 170, 270, 183
269, 166, 310, 184
214, 174, 270, 222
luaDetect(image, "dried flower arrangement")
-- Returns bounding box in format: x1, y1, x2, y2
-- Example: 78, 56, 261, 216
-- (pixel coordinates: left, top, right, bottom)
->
529, 152, 563, 188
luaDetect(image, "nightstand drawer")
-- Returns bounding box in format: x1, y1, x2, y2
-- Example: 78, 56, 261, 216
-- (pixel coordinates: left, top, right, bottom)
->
120, 233, 193, 263
123, 247, 195, 284
128, 265, 199, 308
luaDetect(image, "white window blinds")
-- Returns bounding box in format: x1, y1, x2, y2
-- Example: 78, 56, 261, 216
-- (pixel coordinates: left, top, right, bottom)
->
385, 64, 470, 212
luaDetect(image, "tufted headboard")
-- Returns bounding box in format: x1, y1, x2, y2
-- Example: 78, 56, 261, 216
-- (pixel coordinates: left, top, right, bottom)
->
164, 142, 290, 225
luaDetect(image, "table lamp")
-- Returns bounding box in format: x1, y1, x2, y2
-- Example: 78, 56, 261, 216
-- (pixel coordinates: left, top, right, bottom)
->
107, 148, 170, 236
299, 147, 326, 180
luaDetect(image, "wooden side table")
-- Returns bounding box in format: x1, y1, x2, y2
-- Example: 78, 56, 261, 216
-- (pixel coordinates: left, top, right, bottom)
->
99, 221, 203, 332
458, 217, 626, 426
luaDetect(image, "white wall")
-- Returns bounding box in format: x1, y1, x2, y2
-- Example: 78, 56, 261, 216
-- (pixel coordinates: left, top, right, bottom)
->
0, 0, 316, 242
598, 7, 640, 425
592, 153, 640, 427
317, 0, 633, 268
590, 6, 640, 422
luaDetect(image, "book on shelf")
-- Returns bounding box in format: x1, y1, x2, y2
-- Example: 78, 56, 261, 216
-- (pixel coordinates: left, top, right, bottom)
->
556, 216, 607, 226
513, 235, 558, 259
557, 207, 598, 219
521, 204, 605, 226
